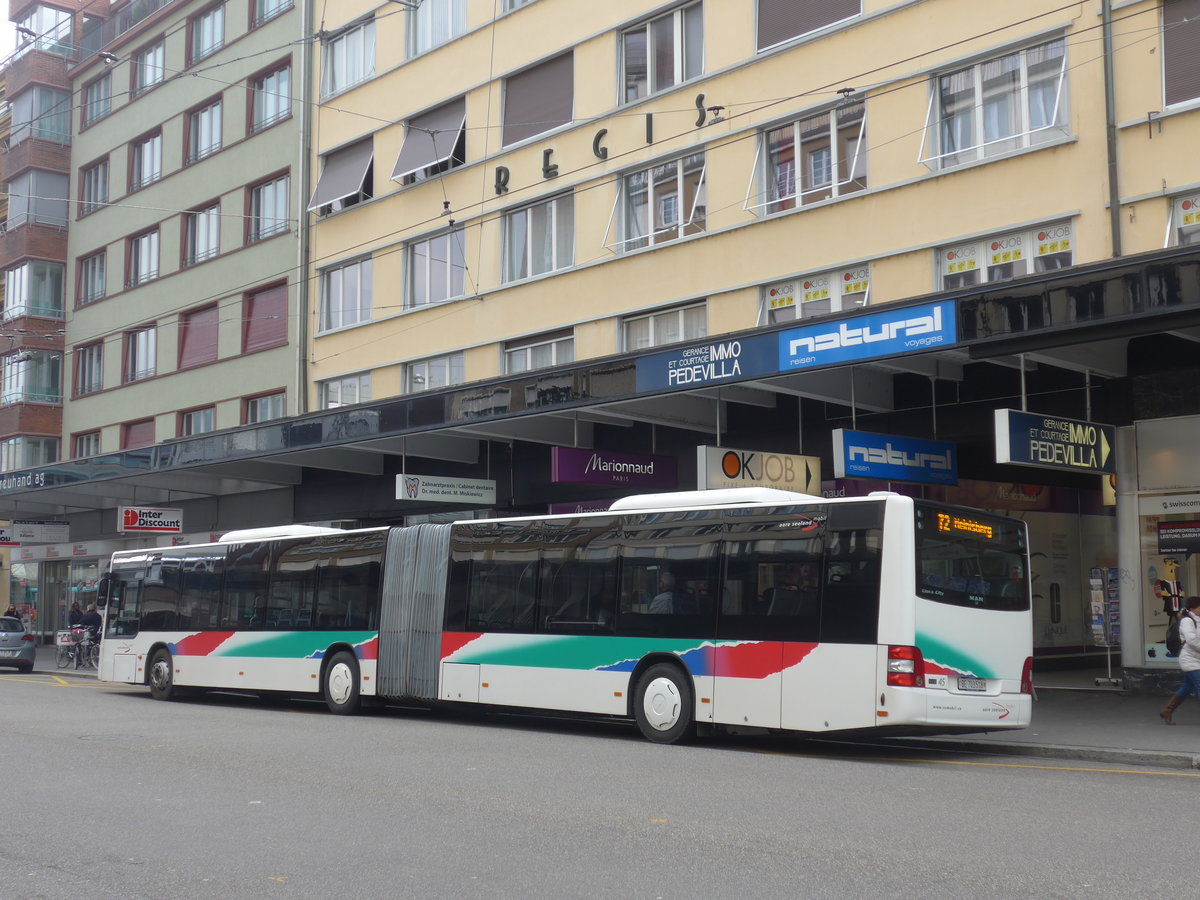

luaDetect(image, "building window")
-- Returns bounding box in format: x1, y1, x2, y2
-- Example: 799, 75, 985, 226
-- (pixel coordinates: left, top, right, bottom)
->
78, 253, 106, 305
618, 152, 706, 251
407, 232, 468, 307
321, 19, 375, 97
253, 0, 292, 26
308, 139, 373, 214
6, 171, 69, 228
408, 0, 466, 57
249, 175, 290, 241
319, 258, 373, 331
185, 205, 221, 266
1, 351, 62, 405
622, 2, 703, 104
179, 305, 219, 369
937, 221, 1074, 290
125, 327, 157, 383
756, 0, 860, 51
133, 41, 166, 95
251, 64, 291, 131
187, 99, 222, 163
190, 4, 224, 62
505, 331, 573, 374
502, 52, 573, 145
504, 0, 536, 8
245, 391, 285, 423
1165, 0, 1200, 106
0, 437, 58, 472
503, 193, 574, 282
4, 262, 64, 319
180, 406, 216, 436
925, 38, 1068, 169
761, 267, 870, 324
243, 283, 288, 352
405, 354, 464, 393
391, 98, 466, 185
122, 419, 156, 449
15, 5, 72, 57
622, 302, 706, 351
131, 132, 163, 190
317, 373, 371, 408
755, 101, 866, 214
74, 432, 102, 459
75, 343, 103, 395
128, 231, 160, 286
83, 75, 112, 125
81, 160, 109, 215
10, 86, 71, 144
1174, 193, 1200, 245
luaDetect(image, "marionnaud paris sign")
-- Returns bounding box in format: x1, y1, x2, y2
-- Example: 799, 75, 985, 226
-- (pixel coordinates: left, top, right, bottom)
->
993, 409, 1116, 475
396, 474, 497, 504
635, 301, 956, 391
551, 446, 677, 489
832, 429, 958, 486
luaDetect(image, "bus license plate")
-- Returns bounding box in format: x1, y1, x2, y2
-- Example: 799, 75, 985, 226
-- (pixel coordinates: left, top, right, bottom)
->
958, 677, 987, 691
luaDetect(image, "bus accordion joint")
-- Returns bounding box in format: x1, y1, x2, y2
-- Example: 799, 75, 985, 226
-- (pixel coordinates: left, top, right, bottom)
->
1020, 656, 1034, 694
886, 645, 925, 688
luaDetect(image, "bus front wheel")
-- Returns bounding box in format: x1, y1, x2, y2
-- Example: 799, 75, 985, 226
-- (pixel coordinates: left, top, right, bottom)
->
323, 651, 361, 715
634, 663, 694, 744
148, 649, 179, 701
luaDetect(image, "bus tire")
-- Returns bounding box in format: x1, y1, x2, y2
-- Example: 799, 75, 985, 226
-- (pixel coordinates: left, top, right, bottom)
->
148, 648, 180, 702
634, 662, 694, 744
323, 651, 361, 715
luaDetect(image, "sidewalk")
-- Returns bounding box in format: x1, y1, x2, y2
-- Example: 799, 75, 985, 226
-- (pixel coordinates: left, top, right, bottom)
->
26, 646, 1200, 769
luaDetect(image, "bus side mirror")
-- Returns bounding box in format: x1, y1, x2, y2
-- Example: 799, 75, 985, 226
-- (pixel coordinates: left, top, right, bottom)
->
96, 575, 111, 609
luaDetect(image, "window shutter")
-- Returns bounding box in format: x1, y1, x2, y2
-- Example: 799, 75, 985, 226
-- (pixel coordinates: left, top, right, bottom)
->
1165, 0, 1200, 106
179, 305, 219, 368
502, 51, 574, 146
243, 283, 288, 352
757, 0, 859, 51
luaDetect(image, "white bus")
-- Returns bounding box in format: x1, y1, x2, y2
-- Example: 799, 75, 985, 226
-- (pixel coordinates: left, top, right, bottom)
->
97, 489, 1033, 743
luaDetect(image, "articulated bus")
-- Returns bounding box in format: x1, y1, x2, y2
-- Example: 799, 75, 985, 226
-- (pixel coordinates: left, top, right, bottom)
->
97, 488, 1033, 743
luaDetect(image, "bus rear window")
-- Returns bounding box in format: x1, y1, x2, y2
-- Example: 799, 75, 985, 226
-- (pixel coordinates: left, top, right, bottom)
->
914, 503, 1029, 611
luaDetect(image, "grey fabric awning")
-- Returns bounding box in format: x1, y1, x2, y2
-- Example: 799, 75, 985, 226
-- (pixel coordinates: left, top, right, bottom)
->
307, 139, 373, 211
390, 98, 466, 181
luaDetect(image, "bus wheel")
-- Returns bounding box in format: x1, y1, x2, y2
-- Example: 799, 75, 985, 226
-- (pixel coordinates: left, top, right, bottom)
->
323, 651, 361, 715
634, 663, 694, 744
148, 649, 179, 702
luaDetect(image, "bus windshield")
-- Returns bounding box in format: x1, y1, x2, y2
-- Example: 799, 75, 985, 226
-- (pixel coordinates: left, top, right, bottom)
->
914, 502, 1029, 611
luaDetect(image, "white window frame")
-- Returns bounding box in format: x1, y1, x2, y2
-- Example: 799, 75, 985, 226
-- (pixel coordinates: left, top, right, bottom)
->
125, 327, 157, 382
621, 301, 707, 351
188, 100, 222, 162
407, 0, 467, 57
920, 38, 1068, 170
319, 258, 373, 331
621, 2, 704, 104
79, 253, 106, 305
134, 41, 165, 95
0, 437, 58, 471
76, 343, 103, 395
504, 331, 573, 374
251, 65, 290, 131
317, 373, 371, 409
405, 353, 465, 393
937, 221, 1074, 291
502, 193, 574, 283
15, 5, 72, 58
84, 74, 112, 125
760, 267, 871, 325
406, 231, 469, 307
185, 205, 220, 266
129, 230, 160, 286
250, 175, 290, 241
1, 351, 61, 405
181, 406, 215, 436
321, 19, 376, 98
609, 152, 706, 252
253, 0, 292, 26
131, 133, 163, 190
74, 432, 101, 459
81, 160, 108, 214
245, 391, 285, 423
190, 5, 224, 62
4, 261, 64, 319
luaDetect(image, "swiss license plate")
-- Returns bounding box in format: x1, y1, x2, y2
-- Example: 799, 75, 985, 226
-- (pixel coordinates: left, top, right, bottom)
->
958, 677, 987, 691
0, 649, 18, 657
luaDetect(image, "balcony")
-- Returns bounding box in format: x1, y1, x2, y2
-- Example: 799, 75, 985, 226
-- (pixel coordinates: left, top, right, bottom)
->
6, 49, 69, 96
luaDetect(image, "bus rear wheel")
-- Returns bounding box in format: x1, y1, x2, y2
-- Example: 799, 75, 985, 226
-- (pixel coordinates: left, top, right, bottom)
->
148, 648, 179, 701
323, 651, 361, 715
634, 663, 694, 744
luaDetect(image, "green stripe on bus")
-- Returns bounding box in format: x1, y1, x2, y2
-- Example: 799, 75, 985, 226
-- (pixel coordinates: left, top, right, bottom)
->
211, 632, 376, 658
917, 632, 994, 679
449, 636, 703, 670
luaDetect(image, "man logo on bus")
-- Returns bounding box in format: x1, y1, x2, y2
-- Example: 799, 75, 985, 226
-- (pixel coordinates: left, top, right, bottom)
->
404, 476, 420, 499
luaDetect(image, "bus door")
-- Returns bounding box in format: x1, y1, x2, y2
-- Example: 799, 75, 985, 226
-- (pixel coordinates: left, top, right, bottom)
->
96, 557, 152, 683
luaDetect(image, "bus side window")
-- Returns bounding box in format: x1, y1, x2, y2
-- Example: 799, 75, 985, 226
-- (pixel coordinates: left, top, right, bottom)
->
820, 522, 882, 644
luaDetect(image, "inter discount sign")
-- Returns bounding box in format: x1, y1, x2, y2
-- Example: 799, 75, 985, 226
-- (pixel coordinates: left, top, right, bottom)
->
993, 409, 1115, 475
118, 506, 184, 534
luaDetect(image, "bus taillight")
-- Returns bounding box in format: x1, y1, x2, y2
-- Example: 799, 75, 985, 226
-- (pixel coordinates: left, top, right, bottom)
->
1020, 656, 1033, 694
887, 645, 925, 687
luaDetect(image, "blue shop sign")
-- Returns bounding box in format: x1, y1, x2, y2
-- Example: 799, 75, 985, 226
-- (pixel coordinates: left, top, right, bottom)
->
833, 429, 958, 486
635, 334, 776, 392
994, 408, 1116, 475
779, 300, 956, 371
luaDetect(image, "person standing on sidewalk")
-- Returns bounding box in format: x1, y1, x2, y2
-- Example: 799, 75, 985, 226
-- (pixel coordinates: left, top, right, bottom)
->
1161, 595, 1200, 725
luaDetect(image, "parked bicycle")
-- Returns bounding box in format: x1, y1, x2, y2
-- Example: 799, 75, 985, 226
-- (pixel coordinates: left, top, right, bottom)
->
55, 626, 99, 670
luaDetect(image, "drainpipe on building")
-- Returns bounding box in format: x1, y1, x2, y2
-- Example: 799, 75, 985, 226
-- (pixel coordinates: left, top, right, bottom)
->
295, 0, 315, 413
1103, 0, 1122, 258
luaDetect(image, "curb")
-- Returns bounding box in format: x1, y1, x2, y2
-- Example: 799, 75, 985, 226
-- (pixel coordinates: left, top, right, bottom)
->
875, 736, 1200, 771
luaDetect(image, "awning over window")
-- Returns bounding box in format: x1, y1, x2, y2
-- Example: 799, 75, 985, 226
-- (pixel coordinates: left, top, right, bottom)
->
307, 139, 373, 211
390, 98, 466, 181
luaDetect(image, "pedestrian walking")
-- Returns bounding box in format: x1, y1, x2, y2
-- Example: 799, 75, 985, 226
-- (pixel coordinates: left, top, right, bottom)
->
1161, 595, 1200, 725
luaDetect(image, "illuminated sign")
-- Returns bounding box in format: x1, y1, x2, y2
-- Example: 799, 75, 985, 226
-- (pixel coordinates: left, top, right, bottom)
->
118, 507, 183, 534
833, 429, 957, 486
936, 512, 994, 540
